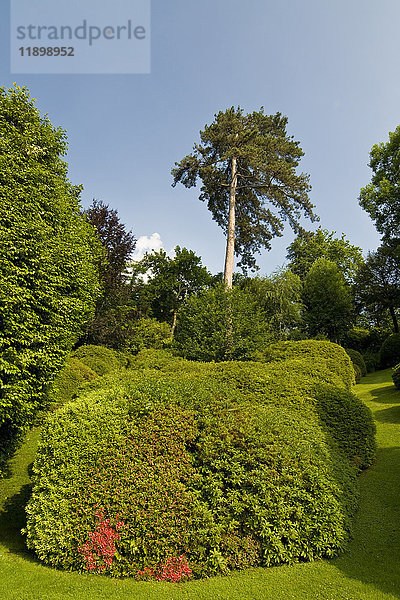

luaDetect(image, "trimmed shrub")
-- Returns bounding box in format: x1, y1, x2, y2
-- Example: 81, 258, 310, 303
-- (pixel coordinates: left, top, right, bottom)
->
353, 364, 362, 383
344, 348, 367, 378
310, 384, 376, 470
380, 334, 400, 368
48, 357, 98, 405
72, 345, 126, 376
25, 355, 375, 577
392, 363, 400, 389
25, 395, 209, 577
264, 340, 355, 389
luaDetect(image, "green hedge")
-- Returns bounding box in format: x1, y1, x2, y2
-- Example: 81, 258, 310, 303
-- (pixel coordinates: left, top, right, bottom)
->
172, 284, 271, 361
264, 340, 355, 389
72, 345, 127, 376
353, 363, 362, 383
392, 363, 400, 389
344, 348, 367, 378
25, 354, 375, 578
0, 87, 102, 476
48, 357, 98, 405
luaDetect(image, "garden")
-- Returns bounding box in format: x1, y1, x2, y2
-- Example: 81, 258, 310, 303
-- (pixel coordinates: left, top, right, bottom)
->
1, 85, 400, 599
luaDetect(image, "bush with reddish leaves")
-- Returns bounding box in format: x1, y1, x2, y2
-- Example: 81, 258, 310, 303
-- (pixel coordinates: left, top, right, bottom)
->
136, 555, 192, 582
77, 508, 124, 572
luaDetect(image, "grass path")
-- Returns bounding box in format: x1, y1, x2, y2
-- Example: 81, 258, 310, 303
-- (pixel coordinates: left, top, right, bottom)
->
0, 369, 399, 600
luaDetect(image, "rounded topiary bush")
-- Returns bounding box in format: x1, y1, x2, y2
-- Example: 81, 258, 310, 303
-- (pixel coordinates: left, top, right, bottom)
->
204, 359, 375, 471
379, 334, 400, 368
310, 384, 376, 470
392, 363, 400, 389
25, 393, 207, 577
353, 363, 362, 383
25, 356, 374, 578
49, 357, 98, 404
344, 349, 367, 378
71, 345, 126, 376
264, 340, 355, 389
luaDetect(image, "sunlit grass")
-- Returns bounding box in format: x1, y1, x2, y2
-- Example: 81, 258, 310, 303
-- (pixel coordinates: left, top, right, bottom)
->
0, 369, 399, 600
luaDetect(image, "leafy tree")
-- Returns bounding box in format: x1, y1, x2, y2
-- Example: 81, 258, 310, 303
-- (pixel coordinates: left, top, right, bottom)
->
131, 246, 212, 336
172, 284, 271, 361
302, 258, 353, 342
359, 125, 400, 241
286, 227, 364, 283
84, 199, 136, 290
83, 200, 136, 346
354, 243, 400, 333
172, 107, 316, 287
0, 85, 101, 449
242, 270, 304, 339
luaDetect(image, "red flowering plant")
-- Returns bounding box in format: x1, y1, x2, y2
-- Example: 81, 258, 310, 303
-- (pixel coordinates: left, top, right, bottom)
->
77, 507, 124, 573
136, 554, 192, 583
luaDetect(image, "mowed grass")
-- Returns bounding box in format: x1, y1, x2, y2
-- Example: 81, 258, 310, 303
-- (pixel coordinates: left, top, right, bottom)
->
0, 369, 399, 600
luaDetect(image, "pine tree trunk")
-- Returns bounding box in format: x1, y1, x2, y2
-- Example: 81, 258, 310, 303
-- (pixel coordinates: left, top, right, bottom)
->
389, 305, 399, 333
223, 156, 237, 289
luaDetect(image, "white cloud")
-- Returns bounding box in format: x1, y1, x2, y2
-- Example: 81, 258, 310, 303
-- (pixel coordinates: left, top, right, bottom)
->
132, 232, 163, 262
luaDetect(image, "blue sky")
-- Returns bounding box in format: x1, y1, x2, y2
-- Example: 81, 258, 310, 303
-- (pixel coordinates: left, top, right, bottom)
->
2, 0, 400, 275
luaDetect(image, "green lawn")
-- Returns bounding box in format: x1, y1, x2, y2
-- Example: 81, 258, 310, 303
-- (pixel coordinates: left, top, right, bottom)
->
0, 369, 399, 600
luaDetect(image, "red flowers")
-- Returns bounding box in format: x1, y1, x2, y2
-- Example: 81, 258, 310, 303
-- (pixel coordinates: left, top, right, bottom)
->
136, 555, 192, 582
78, 508, 124, 572
78, 508, 192, 582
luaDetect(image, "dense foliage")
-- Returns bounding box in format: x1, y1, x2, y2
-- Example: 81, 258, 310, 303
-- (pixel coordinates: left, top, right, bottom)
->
0, 86, 101, 461
359, 124, 400, 242
49, 345, 128, 406
25, 344, 375, 578
172, 284, 271, 361
49, 357, 98, 405
302, 258, 353, 342
131, 246, 211, 336
286, 227, 364, 283
71, 345, 128, 376
362, 351, 381, 373
242, 270, 304, 339
354, 243, 400, 334
83, 200, 136, 347
342, 327, 387, 354
125, 318, 171, 353
380, 333, 400, 368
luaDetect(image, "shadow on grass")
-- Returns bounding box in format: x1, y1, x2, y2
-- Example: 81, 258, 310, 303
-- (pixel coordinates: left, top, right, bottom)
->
366, 384, 400, 404
0, 483, 34, 556
374, 405, 400, 423
334, 446, 400, 598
